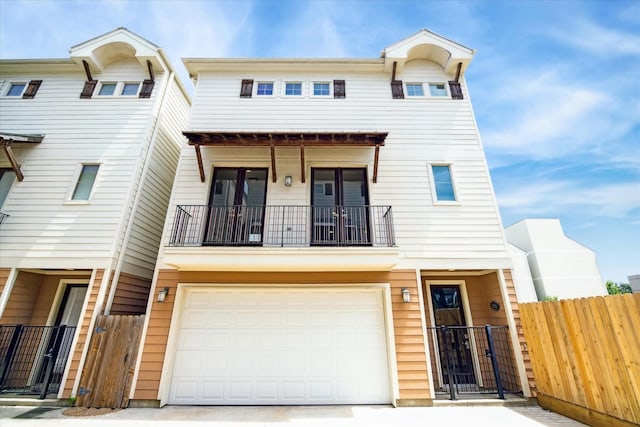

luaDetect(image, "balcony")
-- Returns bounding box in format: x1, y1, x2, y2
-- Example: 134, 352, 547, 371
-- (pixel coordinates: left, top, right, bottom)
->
163, 205, 399, 272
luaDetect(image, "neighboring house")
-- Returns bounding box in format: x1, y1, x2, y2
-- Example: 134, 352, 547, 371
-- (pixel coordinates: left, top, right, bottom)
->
129, 29, 532, 407
0, 28, 190, 399
505, 219, 607, 300
627, 275, 639, 293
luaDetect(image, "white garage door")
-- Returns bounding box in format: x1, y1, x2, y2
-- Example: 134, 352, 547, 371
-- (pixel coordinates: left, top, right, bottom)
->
169, 288, 391, 405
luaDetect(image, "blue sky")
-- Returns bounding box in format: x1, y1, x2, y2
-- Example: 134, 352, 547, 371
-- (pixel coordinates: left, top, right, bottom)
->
1, 0, 638, 283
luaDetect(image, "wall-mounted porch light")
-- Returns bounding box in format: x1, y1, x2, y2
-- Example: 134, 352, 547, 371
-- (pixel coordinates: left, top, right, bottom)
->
157, 287, 169, 302
401, 288, 411, 303
284, 175, 293, 187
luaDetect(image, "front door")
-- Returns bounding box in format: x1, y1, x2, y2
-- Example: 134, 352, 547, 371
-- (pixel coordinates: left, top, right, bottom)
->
205, 168, 268, 245
430, 285, 477, 387
311, 168, 370, 245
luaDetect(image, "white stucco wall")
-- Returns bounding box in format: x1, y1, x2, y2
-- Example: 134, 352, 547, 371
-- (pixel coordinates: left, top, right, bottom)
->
505, 218, 606, 299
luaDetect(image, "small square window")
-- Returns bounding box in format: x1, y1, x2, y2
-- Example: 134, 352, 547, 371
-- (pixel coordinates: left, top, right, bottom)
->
121, 83, 139, 96
257, 82, 274, 96
313, 82, 330, 96
431, 165, 456, 201
6, 83, 26, 97
285, 82, 302, 96
98, 83, 117, 96
429, 83, 447, 97
72, 164, 100, 200
406, 83, 424, 97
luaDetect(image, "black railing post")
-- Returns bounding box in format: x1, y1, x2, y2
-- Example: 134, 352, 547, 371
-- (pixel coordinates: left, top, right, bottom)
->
0, 324, 23, 388
439, 325, 456, 400
485, 324, 505, 399
39, 325, 67, 399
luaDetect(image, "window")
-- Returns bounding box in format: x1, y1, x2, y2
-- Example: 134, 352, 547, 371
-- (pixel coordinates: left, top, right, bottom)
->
285, 82, 302, 96
120, 83, 140, 96
0, 169, 16, 207
431, 165, 457, 202
313, 82, 330, 96
98, 83, 116, 96
429, 83, 447, 97
406, 83, 424, 97
256, 82, 274, 96
71, 164, 99, 201
6, 83, 26, 97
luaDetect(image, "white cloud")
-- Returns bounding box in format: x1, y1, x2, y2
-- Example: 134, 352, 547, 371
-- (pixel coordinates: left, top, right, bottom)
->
497, 180, 640, 219
544, 18, 640, 56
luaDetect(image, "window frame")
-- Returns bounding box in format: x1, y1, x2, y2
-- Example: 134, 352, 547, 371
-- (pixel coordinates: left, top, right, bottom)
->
428, 83, 448, 97
120, 82, 141, 96
312, 82, 331, 97
256, 82, 275, 96
97, 82, 117, 96
5, 82, 27, 97
284, 82, 303, 96
428, 163, 459, 204
406, 82, 425, 97
66, 163, 101, 203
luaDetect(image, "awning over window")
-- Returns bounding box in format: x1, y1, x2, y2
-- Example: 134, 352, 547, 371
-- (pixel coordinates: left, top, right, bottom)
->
0, 132, 44, 181
183, 131, 388, 184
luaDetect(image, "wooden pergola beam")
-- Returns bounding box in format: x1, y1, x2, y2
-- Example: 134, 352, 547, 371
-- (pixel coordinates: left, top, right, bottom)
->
2, 143, 24, 182
184, 131, 387, 185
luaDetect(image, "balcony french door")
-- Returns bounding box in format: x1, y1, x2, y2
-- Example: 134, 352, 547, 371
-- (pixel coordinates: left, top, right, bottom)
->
311, 168, 370, 245
204, 168, 267, 245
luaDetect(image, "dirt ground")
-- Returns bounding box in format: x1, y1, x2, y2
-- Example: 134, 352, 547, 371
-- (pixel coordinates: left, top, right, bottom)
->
63, 407, 122, 417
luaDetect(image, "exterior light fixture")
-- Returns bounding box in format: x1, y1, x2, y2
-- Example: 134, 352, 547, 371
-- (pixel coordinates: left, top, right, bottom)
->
284, 176, 293, 187
157, 287, 169, 302
490, 300, 500, 311
401, 288, 411, 303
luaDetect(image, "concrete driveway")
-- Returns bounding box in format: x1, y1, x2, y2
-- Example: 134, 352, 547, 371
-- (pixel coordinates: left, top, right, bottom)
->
0, 405, 587, 427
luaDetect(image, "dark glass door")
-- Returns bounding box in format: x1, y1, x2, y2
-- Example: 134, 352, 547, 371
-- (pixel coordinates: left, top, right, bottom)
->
205, 168, 267, 245
311, 168, 369, 245
430, 285, 477, 386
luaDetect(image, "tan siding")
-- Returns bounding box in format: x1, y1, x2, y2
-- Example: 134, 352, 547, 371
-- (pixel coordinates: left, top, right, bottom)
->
0, 269, 10, 297
0, 271, 42, 325
110, 272, 152, 315
134, 269, 430, 402
62, 269, 105, 398
503, 269, 536, 395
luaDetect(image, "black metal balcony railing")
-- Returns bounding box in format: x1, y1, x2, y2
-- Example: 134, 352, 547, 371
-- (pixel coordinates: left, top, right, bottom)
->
169, 205, 395, 247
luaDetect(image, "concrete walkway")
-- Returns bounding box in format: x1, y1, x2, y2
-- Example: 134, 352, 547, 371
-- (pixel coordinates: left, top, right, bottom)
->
0, 405, 588, 427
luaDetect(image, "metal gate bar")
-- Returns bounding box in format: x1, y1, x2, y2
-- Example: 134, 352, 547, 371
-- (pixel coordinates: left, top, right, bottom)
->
427, 325, 520, 400
0, 325, 76, 398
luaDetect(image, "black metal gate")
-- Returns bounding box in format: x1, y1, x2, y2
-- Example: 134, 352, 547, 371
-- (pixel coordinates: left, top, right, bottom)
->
427, 325, 521, 399
0, 325, 77, 399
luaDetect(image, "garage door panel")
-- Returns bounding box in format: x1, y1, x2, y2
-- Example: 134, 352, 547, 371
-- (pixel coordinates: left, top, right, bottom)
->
169, 288, 391, 405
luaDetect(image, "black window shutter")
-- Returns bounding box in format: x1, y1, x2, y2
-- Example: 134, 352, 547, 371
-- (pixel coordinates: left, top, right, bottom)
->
80, 80, 98, 99
449, 81, 463, 99
240, 79, 254, 98
391, 80, 404, 99
139, 79, 155, 98
333, 80, 345, 98
22, 80, 42, 99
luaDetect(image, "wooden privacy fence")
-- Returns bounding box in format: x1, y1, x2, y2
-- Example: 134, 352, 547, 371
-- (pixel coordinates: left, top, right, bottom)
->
520, 294, 640, 427
76, 315, 144, 408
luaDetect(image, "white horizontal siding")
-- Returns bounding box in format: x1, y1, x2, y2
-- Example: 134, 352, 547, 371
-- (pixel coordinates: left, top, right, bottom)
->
163, 59, 507, 263
119, 76, 190, 279
0, 58, 167, 269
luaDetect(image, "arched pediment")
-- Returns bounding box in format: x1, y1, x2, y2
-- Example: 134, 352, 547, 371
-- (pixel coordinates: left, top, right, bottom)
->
405, 43, 451, 70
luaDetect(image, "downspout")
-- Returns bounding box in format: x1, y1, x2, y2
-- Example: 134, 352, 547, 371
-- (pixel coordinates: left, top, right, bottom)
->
104, 68, 174, 314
